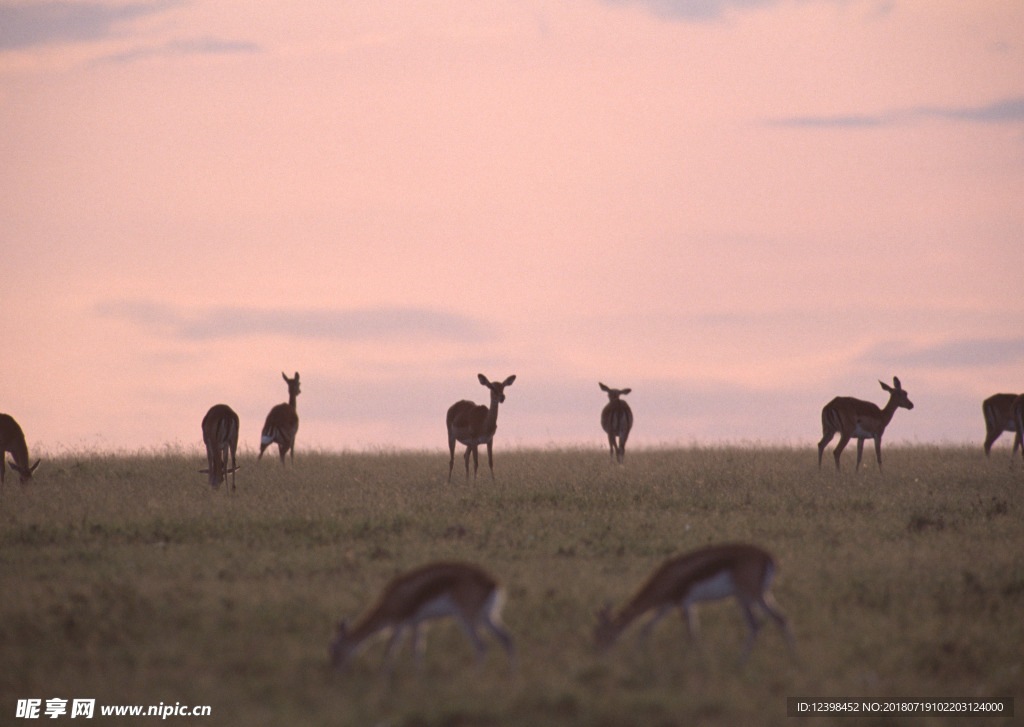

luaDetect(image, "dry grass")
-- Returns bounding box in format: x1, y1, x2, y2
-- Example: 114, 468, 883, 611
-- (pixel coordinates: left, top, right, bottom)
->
1, 445, 1022, 726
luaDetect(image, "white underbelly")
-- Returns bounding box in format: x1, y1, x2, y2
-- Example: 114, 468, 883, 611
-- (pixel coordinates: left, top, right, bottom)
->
412, 594, 460, 622
682, 570, 735, 606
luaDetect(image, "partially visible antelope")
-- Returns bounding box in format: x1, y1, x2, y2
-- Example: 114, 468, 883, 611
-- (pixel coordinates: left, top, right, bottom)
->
599, 382, 633, 464
199, 404, 240, 490
329, 561, 515, 673
817, 376, 914, 472
1012, 395, 1024, 463
982, 393, 1021, 457
259, 371, 300, 466
593, 543, 795, 664
0, 413, 40, 488
446, 374, 516, 483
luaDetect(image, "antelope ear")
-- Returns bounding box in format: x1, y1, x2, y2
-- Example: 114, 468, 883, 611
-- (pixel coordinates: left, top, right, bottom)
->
599, 382, 610, 392
893, 376, 902, 390
477, 373, 489, 386
879, 380, 891, 392
621, 388, 631, 396
503, 374, 516, 387
11, 460, 40, 475
282, 372, 289, 382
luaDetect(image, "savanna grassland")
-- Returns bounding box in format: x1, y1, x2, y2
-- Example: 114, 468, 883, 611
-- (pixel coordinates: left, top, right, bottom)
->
1, 445, 1022, 727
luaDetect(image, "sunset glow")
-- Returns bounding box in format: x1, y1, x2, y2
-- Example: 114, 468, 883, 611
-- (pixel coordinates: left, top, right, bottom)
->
3, 0, 1022, 454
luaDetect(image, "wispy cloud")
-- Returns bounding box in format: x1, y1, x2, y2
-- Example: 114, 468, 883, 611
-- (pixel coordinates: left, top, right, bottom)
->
0, 0, 173, 51
767, 112, 891, 129
94, 36, 261, 64
1, 0, 260, 64
769, 96, 1024, 129
859, 336, 1024, 369
917, 97, 1024, 124
603, 0, 777, 22
96, 300, 490, 343
603, 0, 896, 23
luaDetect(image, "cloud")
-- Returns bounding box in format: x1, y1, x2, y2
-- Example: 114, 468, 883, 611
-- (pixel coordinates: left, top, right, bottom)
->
603, 0, 895, 23
767, 113, 891, 129
95, 300, 490, 343
94, 36, 261, 64
769, 96, 1024, 129
0, 0, 173, 50
859, 336, 1024, 369
603, 0, 777, 22
917, 97, 1024, 124
0, 1, 258, 63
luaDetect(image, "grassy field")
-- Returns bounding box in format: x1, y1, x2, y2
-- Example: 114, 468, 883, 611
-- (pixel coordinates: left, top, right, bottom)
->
1, 445, 1021, 726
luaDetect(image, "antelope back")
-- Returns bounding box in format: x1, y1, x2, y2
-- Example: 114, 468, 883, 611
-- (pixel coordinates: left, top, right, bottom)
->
602, 399, 633, 435
984, 394, 1017, 431
0, 414, 33, 468
202, 405, 239, 448
201, 405, 239, 484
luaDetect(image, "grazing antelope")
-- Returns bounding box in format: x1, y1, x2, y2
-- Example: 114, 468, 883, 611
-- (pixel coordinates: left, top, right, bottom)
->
982, 393, 1021, 457
593, 543, 795, 664
329, 561, 515, 673
1012, 395, 1024, 463
599, 382, 633, 464
446, 374, 516, 483
259, 371, 300, 466
0, 413, 40, 488
199, 404, 240, 489
817, 376, 914, 472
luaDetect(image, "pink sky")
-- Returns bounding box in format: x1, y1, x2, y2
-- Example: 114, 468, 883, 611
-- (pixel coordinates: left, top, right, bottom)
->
2, 0, 1023, 455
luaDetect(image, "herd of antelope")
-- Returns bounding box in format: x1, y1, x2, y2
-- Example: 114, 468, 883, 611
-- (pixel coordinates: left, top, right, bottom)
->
326, 375, 1021, 673
2, 373, 1022, 672
4, 372, 1022, 490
